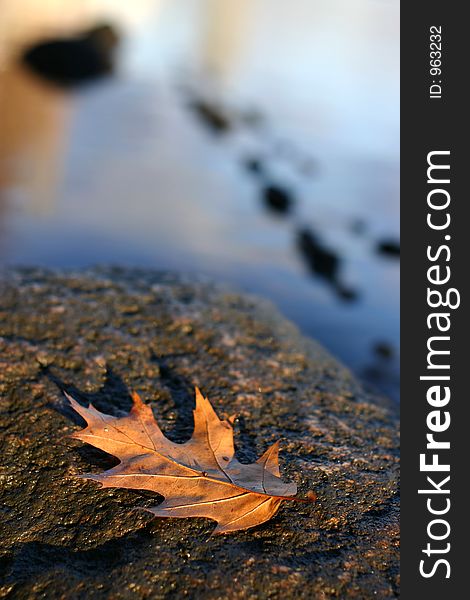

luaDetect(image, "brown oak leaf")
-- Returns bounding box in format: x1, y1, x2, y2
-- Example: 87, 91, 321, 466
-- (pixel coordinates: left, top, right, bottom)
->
67, 387, 308, 533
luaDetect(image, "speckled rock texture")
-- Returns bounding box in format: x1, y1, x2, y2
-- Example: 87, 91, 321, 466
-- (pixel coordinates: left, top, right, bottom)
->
0, 268, 399, 599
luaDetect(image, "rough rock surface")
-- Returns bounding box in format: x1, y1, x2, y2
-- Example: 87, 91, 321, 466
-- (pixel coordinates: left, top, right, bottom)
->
0, 268, 399, 599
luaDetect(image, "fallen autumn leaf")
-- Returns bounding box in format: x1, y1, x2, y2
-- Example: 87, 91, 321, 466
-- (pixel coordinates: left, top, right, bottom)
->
66, 387, 310, 533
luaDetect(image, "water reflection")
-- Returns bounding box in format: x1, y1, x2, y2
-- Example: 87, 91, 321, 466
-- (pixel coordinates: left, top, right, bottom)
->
0, 64, 69, 212
0, 0, 399, 400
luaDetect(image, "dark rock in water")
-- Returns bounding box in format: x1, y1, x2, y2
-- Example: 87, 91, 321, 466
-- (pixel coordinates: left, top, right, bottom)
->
188, 99, 232, 133
296, 230, 359, 302
296, 228, 339, 281
362, 358, 400, 405
335, 284, 359, 303
243, 157, 264, 177
373, 342, 394, 360
0, 267, 399, 599
376, 240, 400, 258
262, 184, 293, 214
22, 24, 119, 87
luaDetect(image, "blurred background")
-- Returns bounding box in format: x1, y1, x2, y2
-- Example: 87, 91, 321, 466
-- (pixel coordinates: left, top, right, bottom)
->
0, 0, 399, 400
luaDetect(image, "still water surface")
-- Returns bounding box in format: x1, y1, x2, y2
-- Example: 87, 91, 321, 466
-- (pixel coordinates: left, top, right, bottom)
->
0, 0, 399, 400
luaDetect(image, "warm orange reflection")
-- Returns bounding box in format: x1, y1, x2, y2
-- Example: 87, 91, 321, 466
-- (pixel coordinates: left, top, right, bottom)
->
0, 63, 69, 212
200, 0, 252, 82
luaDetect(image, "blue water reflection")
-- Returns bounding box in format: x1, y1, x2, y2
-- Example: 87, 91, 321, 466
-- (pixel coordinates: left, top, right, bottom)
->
0, 0, 399, 400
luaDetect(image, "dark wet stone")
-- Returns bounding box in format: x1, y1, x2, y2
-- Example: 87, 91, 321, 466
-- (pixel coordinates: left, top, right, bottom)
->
295, 229, 359, 303
188, 100, 232, 134
262, 184, 293, 214
0, 267, 399, 599
22, 24, 120, 87
335, 284, 359, 303
373, 342, 395, 360
296, 228, 339, 281
243, 157, 264, 177
376, 240, 400, 258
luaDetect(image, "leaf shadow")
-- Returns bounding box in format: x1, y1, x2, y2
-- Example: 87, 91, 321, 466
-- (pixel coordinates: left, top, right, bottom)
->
149, 351, 196, 442
231, 415, 259, 464
43, 358, 197, 437
42, 362, 280, 490
2, 527, 156, 586
42, 364, 133, 425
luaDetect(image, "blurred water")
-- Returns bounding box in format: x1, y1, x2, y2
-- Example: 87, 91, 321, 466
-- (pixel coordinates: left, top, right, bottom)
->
0, 0, 399, 400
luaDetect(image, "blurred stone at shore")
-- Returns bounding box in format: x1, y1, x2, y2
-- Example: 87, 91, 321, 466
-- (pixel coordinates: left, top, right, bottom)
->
22, 24, 120, 87
376, 239, 400, 258
262, 184, 293, 214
